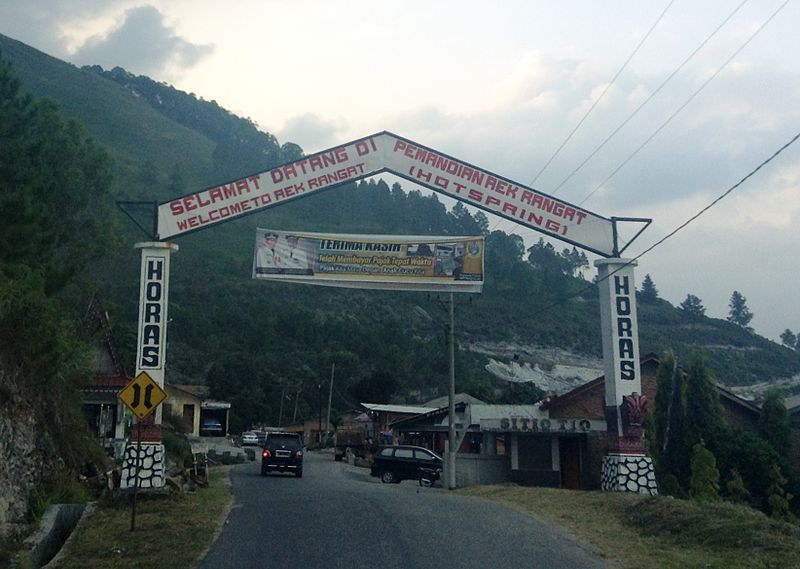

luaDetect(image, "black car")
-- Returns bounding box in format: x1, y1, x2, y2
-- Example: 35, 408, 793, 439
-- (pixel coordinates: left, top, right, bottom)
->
261, 432, 304, 477
370, 445, 442, 484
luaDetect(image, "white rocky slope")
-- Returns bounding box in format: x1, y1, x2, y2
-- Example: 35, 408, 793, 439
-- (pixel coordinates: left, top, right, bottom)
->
466, 340, 603, 395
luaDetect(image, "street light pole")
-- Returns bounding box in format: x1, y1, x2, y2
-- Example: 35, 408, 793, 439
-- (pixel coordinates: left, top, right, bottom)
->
326, 362, 335, 441
448, 292, 456, 490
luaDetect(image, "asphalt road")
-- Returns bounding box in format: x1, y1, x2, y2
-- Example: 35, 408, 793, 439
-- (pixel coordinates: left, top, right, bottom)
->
199, 451, 607, 569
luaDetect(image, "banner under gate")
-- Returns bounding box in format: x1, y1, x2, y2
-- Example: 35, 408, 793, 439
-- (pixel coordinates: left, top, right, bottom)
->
252, 229, 484, 293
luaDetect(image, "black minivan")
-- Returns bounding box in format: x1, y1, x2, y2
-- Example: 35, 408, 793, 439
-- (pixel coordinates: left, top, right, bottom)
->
370, 445, 442, 484
261, 432, 304, 478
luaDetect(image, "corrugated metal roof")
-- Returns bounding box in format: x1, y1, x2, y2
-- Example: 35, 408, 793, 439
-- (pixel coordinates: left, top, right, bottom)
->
785, 394, 800, 413
362, 403, 438, 415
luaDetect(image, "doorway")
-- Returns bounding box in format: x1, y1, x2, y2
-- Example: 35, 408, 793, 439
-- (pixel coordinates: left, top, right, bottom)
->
559, 437, 582, 490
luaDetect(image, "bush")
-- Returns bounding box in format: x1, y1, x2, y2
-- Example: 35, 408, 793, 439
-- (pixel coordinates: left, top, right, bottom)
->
162, 431, 194, 468
27, 471, 91, 522
726, 469, 750, 504
690, 441, 720, 501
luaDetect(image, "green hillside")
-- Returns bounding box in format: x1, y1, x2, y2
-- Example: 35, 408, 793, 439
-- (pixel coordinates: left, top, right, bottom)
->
2, 33, 798, 431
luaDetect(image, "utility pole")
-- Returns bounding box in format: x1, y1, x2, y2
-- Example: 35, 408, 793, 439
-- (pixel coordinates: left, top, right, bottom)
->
292, 388, 301, 425
317, 383, 322, 447
326, 363, 335, 442
278, 386, 286, 427
448, 292, 456, 490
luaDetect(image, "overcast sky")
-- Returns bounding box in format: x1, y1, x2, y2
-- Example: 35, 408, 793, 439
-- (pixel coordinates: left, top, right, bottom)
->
1, 0, 798, 342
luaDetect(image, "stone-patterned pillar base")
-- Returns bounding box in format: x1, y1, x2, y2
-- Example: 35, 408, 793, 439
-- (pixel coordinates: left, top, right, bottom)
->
601, 454, 658, 495
121, 443, 165, 490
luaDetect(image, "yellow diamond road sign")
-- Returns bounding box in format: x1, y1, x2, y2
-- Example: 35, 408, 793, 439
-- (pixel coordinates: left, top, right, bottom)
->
118, 372, 167, 420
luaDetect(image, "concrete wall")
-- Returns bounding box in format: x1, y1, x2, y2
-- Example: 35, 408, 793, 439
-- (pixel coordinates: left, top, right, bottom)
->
455, 454, 509, 487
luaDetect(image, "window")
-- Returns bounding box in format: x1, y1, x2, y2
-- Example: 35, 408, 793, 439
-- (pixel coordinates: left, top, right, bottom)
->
379, 447, 394, 457
414, 450, 435, 461
394, 448, 414, 459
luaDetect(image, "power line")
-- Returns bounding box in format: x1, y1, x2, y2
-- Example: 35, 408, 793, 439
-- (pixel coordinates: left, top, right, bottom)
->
579, 0, 789, 206
529, 130, 800, 317
550, 0, 749, 196
626, 130, 799, 264
530, 0, 675, 186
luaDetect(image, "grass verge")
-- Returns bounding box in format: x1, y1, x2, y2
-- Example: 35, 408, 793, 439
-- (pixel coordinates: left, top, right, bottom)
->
458, 485, 800, 569
50, 466, 233, 569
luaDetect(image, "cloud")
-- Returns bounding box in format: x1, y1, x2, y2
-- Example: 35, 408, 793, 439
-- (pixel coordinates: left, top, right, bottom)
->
276, 113, 347, 153
71, 5, 213, 80
0, 0, 131, 58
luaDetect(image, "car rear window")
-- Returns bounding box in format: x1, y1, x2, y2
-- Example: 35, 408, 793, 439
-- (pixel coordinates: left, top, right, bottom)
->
266, 434, 301, 446
378, 447, 394, 457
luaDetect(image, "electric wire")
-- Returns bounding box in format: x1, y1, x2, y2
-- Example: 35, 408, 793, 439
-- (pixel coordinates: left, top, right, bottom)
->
550, 0, 749, 196
530, 0, 675, 186
529, 129, 800, 318
579, 0, 790, 206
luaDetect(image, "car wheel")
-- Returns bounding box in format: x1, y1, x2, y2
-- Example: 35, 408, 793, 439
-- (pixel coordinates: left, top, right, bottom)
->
295, 469, 303, 478
261, 468, 268, 477
380, 470, 396, 484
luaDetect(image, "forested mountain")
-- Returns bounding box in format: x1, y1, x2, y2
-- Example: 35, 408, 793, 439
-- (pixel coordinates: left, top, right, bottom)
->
2, 33, 799, 432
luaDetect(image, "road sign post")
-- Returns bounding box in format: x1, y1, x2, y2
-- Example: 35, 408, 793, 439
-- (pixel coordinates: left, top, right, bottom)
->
118, 371, 167, 528
130, 420, 142, 531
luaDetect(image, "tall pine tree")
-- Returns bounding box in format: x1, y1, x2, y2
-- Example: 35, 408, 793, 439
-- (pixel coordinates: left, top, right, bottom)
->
654, 349, 676, 459
685, 350, 725, 455
727, 290, 754, 330
639, 274, 659, 303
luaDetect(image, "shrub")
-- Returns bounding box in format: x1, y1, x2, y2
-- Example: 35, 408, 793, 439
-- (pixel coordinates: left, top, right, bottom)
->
162, 431, 194, 468
690, 441, 720, 501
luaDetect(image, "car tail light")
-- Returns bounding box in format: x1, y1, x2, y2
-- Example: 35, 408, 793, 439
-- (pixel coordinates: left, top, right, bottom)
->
295, 451, 303, 459
262, 450, 271, 458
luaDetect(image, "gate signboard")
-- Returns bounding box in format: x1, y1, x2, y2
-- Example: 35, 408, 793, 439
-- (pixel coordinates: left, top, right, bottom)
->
157, 132, 616, 257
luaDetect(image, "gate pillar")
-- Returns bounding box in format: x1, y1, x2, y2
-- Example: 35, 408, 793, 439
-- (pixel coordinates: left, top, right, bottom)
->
121, 241, 178, 490
594, 258, 657, 495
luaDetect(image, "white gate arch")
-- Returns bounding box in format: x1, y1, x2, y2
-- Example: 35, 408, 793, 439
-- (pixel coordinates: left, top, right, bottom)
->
123, 131, 655, 494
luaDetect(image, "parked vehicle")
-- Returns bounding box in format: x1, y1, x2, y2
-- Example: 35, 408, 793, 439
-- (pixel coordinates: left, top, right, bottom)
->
334, 424, 373, 461
370, 445, 442, 484
261, 432, 304, 477
200, 418, 224, 437
241, 431, 259, 446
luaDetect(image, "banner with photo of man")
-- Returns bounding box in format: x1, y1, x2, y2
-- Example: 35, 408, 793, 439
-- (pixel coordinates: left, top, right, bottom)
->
253, 229, 484, 293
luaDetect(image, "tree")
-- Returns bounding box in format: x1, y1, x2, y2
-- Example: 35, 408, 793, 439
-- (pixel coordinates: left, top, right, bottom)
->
561, 247, 589, 278
727, 290, 753, 330
0, 55, 114, 291
725, 469, 750, 504
0, 55, 115, 480
717, 429, 782, 510
349, 369, 398, 404
662, 364, 690, 487
679, 294, 706, 317
780, 329, 797, 350
654, 349, 676, 459
690, 441, 720, 501
758, 387, 790, 458
639, 274, 659, 303
766, 463, 793, 520
684, 350, 725, 454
